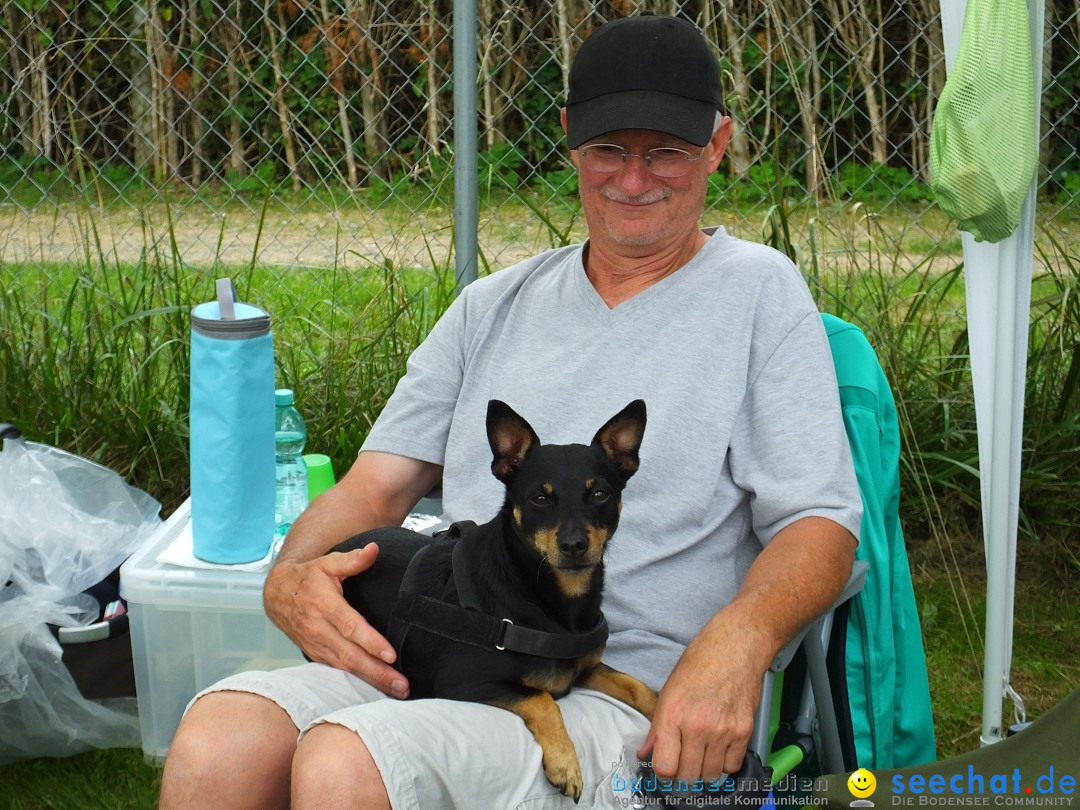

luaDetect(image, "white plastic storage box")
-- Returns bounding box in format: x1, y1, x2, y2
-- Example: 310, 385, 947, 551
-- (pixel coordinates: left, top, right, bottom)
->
120, 499, 304, 762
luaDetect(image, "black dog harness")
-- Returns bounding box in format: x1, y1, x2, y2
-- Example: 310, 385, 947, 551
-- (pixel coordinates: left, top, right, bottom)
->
387, 522, 609, 659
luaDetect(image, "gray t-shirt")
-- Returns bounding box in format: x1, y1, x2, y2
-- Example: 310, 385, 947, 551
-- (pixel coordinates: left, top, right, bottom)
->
362, 227, 862, 691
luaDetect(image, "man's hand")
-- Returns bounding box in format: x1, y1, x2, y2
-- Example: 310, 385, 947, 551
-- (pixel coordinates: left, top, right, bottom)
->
638, 613, 764, 781
639, 516, 857, 783
261, 449, 442, 698
264, 543, 409, 699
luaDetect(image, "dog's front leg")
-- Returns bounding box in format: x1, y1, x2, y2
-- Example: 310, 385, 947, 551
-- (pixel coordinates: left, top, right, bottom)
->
492, 690, 583, 803
578, 663, 658, 720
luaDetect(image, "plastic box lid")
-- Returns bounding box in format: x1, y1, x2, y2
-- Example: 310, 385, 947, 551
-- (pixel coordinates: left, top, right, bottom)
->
120, 499, 273, 611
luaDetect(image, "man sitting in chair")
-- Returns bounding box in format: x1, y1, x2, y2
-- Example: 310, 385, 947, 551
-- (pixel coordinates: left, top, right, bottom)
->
160, 13, 860, 809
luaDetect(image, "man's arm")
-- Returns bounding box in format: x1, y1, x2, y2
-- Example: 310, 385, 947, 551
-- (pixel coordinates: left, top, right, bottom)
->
263, 449, 442, 698
640, 515, 857, 781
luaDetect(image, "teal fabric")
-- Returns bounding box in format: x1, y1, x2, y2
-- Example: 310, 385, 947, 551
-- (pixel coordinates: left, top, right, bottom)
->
822, 313, 937, 769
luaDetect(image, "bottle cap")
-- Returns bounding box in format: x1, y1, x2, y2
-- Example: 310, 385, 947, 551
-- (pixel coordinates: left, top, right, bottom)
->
275, 388, 294, 406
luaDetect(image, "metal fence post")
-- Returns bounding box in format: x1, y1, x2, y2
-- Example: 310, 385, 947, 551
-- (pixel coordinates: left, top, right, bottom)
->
453, 0, 478, 292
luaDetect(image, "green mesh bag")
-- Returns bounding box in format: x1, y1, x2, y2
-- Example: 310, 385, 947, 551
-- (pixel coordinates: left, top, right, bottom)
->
930, 0, 1037, 243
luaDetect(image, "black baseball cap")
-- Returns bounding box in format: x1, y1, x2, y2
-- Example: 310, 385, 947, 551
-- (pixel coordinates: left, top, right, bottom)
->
565, 14, 724, 149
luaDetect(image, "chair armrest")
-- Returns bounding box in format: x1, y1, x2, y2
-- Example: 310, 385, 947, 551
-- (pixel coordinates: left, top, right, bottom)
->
770, 560, 868, 673
750, 560, 869, 775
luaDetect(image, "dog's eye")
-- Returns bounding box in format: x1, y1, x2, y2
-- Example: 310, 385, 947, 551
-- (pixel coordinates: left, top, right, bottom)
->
590, 489, 611, 504
530, 493, 552, 507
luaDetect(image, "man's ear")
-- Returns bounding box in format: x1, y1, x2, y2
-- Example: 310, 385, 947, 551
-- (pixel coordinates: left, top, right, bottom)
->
705, 115, 733, 174
487, 400, 540, 483
592, 400, 647, 482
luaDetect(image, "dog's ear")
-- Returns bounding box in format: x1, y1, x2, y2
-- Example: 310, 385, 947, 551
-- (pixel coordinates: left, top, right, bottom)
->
592, 400, 647, 481
487, 400, 541, 483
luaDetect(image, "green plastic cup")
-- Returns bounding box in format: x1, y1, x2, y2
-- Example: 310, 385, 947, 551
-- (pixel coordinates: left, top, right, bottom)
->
303, 453, 336, 500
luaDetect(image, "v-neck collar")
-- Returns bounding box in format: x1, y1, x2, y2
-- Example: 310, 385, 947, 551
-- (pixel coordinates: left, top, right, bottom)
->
571, 226, 727, 324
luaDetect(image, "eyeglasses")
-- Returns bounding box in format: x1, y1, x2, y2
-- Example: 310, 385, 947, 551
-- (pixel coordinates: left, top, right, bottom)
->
575, 143, 706, 178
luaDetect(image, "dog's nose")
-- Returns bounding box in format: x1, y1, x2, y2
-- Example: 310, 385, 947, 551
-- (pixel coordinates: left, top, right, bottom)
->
559, 535, 588, 559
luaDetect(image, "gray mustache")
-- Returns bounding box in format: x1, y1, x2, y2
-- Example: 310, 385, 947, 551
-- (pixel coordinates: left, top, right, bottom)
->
600, 188, 672, 204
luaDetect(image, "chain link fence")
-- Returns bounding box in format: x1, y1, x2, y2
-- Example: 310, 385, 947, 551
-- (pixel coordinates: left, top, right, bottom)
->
1, 0, 1078, 282
4, 0, 1080, 546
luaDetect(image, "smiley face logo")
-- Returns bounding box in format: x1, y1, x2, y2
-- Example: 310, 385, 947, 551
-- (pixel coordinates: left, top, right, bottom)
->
847, 768, 877, 800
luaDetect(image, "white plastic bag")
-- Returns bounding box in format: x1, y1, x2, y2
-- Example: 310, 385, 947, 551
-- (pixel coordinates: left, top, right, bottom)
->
0, 434, 162, 764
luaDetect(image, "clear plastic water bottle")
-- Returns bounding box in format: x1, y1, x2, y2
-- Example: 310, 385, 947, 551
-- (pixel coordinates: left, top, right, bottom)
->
274, 388, 308, 541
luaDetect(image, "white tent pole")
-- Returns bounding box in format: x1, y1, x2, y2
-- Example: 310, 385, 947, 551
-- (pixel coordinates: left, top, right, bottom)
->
938, 0, 1044, 746
978, 236, 1023, 747
980, 0, 1043, 747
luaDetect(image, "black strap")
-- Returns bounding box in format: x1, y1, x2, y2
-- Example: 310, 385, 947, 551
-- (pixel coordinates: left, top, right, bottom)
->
387, 525, 608, 659
0, 424, 23, 441
391, 590, 608, 658
450, 529, 485, 612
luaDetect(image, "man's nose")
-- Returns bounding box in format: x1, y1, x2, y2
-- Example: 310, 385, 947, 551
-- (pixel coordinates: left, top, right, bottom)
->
611, 153, 653, 189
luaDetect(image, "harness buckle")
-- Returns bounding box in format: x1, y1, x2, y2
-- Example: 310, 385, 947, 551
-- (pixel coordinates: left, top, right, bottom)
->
495, 618, 514, 651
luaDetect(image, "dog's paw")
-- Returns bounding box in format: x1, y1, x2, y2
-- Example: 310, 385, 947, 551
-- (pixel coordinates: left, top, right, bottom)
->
542, 747, 584, 803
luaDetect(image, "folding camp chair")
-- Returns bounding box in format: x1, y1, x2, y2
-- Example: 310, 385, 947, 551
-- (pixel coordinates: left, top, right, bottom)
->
817, 314, 935, 772
750, 561, 866, 782
743, 314, 936, 790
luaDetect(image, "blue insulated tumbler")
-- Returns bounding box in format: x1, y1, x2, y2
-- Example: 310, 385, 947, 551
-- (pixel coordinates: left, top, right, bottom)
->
189, 279, 275, 563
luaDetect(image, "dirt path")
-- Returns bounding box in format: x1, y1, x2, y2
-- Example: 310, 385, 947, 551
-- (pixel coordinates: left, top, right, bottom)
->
0, 200, 563, 270
1, 198, 997, 280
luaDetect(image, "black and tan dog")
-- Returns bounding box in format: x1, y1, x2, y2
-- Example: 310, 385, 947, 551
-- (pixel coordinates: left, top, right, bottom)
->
331, 399, 657, 801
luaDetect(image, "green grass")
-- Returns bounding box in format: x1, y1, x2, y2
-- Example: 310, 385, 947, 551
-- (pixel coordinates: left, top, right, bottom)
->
0, 749, 161, 810
0, 249, 455, 513
911, 538, 1080, 756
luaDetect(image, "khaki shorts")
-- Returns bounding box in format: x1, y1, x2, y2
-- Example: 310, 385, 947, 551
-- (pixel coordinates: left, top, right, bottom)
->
191, 662, 652, 809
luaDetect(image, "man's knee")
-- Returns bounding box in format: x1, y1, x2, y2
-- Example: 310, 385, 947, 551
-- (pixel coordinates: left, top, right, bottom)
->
160, 691, 298, 810
291, 723, 390, 810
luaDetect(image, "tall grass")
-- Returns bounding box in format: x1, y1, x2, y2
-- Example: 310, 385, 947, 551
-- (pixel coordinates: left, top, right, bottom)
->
0, 247, 194, 502
4, 199, 1079, 566
757, 202, 1080, 574
0, 203, 455, 513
